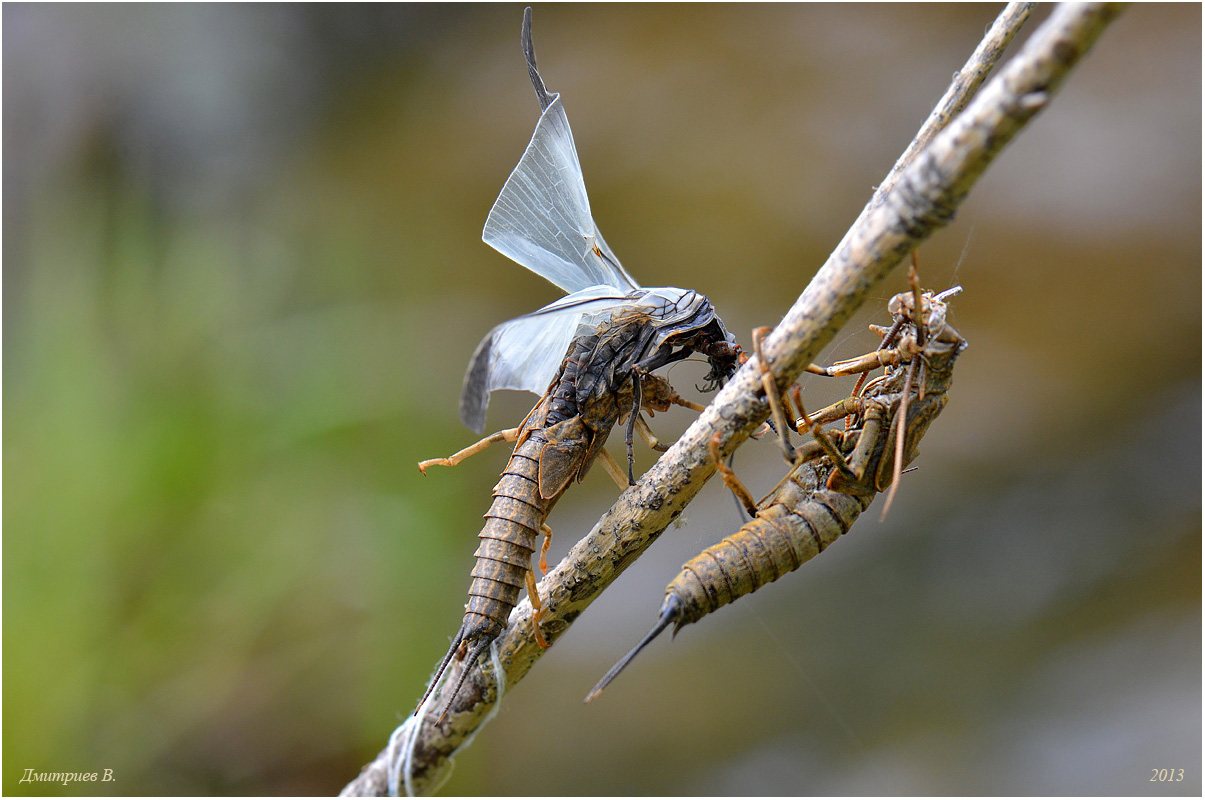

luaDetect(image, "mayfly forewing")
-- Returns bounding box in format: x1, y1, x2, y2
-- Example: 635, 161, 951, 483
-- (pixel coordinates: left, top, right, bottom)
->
482, 12, 638, 294
586, 282, 967, 702
467, 9, 742, 435
463, 7, 650, 434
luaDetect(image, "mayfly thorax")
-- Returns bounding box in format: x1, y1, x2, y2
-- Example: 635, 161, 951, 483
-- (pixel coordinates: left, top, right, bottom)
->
586, 266, 967, 702
415, 8, 742, 722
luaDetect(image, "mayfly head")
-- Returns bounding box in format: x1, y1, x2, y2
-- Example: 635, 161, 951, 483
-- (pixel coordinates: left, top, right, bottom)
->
670, 316, 741, 393
699, 323, 744, 392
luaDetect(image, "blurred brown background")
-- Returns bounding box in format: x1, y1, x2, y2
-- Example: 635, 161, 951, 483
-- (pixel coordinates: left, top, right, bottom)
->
4, 3, 1200, 796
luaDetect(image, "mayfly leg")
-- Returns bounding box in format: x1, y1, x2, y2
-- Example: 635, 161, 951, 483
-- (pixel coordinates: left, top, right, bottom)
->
531, 523, 558, 650
751, 327, 799, 465
790, 385, 859, 483
624, 344, 695, 484
418, 404, 539, 473
417, 427, 520, 473
749, 327, 846, 471
594, 448, 631, 491
710, 433, 758, 517
538, 523, 553, 574
634, 416, 670, 452
525, 568, 550, 649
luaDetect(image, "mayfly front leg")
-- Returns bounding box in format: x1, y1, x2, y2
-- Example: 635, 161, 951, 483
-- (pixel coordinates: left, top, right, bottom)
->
417, 427, 520, 474
594, 408, 695, 487
750, 326, 851, 478
750, 326, 800, 465
628, 377, 707, 452
623, 346, 693, 485
417, 403, 541, 474
634, 406, 704, 452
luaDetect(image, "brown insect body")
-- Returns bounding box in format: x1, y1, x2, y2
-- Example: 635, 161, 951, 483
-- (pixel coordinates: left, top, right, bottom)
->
668, 432, 871, 629
586, 280, 966, 702
421, 313, 688, 720
420, 8, 743, 720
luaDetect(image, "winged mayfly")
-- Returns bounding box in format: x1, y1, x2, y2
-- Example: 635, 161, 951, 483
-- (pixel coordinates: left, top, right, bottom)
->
416, 8, 742, 722
586, 268, 967, 701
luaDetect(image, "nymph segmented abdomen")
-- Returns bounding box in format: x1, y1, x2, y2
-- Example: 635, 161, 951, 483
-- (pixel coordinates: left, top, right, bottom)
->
465, 433, 550, 630
668, 477, 872, 628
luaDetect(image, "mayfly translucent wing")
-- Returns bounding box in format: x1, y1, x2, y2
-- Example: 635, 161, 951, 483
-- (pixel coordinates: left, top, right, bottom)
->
459, 285, 636, 432
464, 7, 739, 435
482, 93, 639, 294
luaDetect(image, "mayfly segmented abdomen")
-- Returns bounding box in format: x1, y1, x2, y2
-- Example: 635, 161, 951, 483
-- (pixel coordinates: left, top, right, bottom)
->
669, 462, 873, 627
415, 418, 568, 724
466, 433, 551, 631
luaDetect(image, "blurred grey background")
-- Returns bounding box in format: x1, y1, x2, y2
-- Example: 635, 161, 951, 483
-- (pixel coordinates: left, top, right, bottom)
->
4, 3, 1200, 796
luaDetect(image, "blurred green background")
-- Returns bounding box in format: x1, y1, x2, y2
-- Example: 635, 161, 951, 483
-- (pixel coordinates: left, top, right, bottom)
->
4, 3, 1200, 795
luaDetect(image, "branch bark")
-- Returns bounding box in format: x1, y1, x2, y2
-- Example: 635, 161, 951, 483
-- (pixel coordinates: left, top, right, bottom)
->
343, 3, 1125, 795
